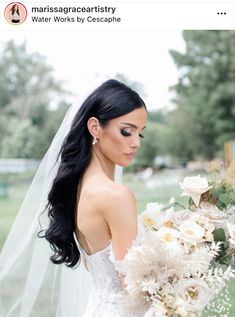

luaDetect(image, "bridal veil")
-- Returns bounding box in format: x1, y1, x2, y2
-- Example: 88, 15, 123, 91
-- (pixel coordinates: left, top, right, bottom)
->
0, 79, 123, 317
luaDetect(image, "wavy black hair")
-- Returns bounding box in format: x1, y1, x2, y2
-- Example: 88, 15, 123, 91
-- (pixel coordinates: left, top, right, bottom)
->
38, 79, 146, 268
11, 4, 20, 15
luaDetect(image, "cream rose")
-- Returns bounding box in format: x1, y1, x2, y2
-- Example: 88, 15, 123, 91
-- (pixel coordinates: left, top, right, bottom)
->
176, 279, 213, 312
197, 202, 226, 228
180, 175, 211, 207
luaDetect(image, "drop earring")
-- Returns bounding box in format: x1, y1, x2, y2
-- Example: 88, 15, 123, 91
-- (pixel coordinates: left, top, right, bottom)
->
92, 137, 97, 145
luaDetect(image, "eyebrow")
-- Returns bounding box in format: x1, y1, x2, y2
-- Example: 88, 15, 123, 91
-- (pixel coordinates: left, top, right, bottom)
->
121, 122, 146, 130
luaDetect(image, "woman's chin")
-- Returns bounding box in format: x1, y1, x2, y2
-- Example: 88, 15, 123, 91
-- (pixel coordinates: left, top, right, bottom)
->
116, 158, 133, 168
118, 162, 130, 167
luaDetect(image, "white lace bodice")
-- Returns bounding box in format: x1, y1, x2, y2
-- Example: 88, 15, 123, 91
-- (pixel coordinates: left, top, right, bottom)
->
73, 220, 149, 317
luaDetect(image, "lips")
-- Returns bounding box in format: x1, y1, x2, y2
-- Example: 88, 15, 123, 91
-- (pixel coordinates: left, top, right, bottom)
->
125, 152, 136, 158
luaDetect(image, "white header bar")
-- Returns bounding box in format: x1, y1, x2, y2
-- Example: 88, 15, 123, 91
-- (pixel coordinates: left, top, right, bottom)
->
1, 1, 234, 30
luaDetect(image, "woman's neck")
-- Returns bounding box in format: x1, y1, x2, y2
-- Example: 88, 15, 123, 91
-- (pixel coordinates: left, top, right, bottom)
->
89, 149, 115, 181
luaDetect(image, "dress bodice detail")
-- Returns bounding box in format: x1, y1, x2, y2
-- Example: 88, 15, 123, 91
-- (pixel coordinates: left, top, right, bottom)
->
73, 232, 128, 316
73, 220, 149, 317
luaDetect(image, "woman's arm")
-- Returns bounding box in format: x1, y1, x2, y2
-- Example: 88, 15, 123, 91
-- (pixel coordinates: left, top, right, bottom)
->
101, 184, 138, 261
100, 184, 137, 291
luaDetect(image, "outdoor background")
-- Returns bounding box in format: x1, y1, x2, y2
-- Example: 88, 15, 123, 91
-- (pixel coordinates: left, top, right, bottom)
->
0, 30, 235, 316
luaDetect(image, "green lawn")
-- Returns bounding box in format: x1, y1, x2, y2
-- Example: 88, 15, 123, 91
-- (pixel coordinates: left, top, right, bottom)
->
0, 183, 30, 248
0, 169, 234, 316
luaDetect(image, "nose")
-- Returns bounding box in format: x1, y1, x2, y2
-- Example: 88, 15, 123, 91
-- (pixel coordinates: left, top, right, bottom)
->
130, 135, 141, 149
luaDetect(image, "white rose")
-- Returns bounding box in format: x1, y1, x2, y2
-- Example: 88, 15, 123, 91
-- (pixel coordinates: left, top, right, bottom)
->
176, 279, 214, 312
179, 221, 204, 245
197, 202, 226, 228
180, 175, 211, 207
227, 223, 235, 246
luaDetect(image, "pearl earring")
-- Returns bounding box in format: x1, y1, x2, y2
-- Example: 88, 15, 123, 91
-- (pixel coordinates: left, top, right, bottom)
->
92, 137, 97, 145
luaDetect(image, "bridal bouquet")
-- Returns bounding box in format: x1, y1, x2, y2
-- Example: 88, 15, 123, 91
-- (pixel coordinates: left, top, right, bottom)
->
121, 166, 235, 317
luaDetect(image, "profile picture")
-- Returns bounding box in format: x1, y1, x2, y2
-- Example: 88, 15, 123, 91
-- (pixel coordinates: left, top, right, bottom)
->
4, 2, 27, 25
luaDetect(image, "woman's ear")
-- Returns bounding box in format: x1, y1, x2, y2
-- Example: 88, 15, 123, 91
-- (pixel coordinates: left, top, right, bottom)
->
87, 117, 101, 139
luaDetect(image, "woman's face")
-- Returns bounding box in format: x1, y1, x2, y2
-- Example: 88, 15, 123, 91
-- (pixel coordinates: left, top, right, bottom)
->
98, 107, 147, 167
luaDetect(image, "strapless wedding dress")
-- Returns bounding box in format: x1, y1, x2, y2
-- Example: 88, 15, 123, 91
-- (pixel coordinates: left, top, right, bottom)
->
73, 223, 149, 317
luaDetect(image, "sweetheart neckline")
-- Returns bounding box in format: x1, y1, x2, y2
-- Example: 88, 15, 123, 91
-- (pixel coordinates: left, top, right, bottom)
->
73, 231, 112, 257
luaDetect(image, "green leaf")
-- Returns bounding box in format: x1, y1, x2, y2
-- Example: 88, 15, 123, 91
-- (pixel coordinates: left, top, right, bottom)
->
219, 193, 231, 205
217, 254, 232, 267
213, 228, 226, 242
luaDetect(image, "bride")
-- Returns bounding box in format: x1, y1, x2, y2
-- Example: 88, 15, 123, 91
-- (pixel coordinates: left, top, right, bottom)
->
0, 79, 148, 317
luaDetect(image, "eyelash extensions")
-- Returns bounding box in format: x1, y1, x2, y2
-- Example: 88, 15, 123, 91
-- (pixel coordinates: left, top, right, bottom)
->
120, 129, 144, 139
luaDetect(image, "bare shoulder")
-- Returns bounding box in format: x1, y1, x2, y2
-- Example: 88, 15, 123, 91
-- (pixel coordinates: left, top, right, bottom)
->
96, 182, 137, 215
97, 182, 138, 260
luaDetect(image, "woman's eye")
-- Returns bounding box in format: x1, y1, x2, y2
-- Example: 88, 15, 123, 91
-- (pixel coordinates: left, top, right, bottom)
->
120, 130, 131, 137
120, 129, 144, 139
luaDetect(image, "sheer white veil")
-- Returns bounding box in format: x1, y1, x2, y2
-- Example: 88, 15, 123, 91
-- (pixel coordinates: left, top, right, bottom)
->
0, 79, 123, 317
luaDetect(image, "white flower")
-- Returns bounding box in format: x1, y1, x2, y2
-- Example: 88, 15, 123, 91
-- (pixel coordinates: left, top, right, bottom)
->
191, 214, 210, 226
190, 214, 215, 242
196, 202, 226, 228
204, 222, 216, 233
176, 279, 214, 312
180, 175, 211, 207
161, 209, 175, 229
204, 231, 214, 242
227, 223, 235, 246
154, 304, 167, 317
179, 221, 204, 244
140, 202, 164, 229
155, 227, 180, 242
141, 202, 174, 230
145, 300, 167, 317
146, 202, 164, 213
172, 209, 194, 226
175, 297, 189, 317
141, 279, 159, 295
155, 228, 184, 255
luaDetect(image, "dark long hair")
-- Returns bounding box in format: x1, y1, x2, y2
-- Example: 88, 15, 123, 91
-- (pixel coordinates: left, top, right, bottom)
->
38, 79, 146, 268
11, 4, 19, 15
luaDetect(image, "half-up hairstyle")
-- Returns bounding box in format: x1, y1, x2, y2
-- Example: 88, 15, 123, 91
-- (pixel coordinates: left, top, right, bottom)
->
38, 79, 146, 268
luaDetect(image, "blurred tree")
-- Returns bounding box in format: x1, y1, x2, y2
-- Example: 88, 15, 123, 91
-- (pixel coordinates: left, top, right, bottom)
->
0, 40, 69, 159
169, 31, 235, 160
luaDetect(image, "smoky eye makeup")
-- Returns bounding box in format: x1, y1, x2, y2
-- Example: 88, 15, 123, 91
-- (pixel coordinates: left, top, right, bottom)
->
120, 129, 144, 138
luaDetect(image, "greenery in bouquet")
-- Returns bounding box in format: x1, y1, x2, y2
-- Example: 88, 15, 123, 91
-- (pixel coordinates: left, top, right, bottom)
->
120, 162, 235, 317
